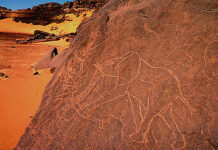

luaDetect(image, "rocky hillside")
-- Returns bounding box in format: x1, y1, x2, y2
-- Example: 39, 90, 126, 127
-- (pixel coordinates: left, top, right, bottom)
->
0, 6, 9, 19
0, 0, 108, 25
0, 6, 9, 11
15, 0, 217, 149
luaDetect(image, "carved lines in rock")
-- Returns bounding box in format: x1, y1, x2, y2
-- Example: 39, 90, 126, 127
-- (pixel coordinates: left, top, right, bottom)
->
70, 50, 195, 148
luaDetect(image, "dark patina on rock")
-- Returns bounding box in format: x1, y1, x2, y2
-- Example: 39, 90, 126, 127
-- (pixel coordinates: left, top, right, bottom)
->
15, 0, 217, 149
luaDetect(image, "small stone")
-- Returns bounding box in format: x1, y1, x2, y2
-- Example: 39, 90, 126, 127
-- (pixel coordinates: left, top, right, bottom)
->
0, 72, 4, 77
50, 67, 55, 73
0, 72, 8, 78
33, 72, 39, 76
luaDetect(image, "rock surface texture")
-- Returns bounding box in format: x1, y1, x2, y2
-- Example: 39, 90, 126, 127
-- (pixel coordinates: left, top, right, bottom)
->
15, 0, 217, 149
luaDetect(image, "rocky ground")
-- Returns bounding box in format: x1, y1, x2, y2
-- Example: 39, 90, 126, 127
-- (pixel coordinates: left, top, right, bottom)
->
16, 30, 76, 44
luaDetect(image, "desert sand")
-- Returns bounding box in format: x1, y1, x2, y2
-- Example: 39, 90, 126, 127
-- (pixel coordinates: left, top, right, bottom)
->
0, 28, 69, 149
0, 10, 93, 35
0, 8, 95, 149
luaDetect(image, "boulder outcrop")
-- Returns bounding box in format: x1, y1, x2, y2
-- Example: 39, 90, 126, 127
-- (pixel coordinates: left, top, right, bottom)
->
13, 2, 63, 25
0, 6, 7, 10
0, 6, 9, 19
16, 30, 76, 44
0, 0, 108, 25
15, 0, 218, 149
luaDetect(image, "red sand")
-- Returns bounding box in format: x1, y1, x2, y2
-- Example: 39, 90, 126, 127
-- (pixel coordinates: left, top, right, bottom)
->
0, 33, 67, 149
0, 11, 93, 149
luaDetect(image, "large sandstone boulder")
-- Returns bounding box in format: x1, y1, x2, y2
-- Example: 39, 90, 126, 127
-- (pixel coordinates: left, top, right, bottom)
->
33, 47, 58, 71
15, 0, 217, 149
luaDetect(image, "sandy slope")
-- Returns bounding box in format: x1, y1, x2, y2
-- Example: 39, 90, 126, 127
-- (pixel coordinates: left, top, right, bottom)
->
0, 9, 94, 149
0, 10, 94, 35
0, 20, 75, 149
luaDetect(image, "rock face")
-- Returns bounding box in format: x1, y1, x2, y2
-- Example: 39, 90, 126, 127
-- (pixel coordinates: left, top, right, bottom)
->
13, 3, 62, 25
0, 6, 7, 10
15, 0, 217, 149
0, 0, 108, 25
0, 6, 9, 19
70, 0, 108, 10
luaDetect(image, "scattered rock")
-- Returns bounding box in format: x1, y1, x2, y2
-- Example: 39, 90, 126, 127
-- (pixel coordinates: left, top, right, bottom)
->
34, 30, 55, 39
33, 72, 39, 76
11, 46, 16, 48
16, 30, 76, 44
0, 72, 8, 78
0, 72, 4, 77
51, 26, 58, 31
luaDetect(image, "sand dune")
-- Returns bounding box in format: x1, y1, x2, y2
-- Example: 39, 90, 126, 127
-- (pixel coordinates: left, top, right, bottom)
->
0, 10, 93, 35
